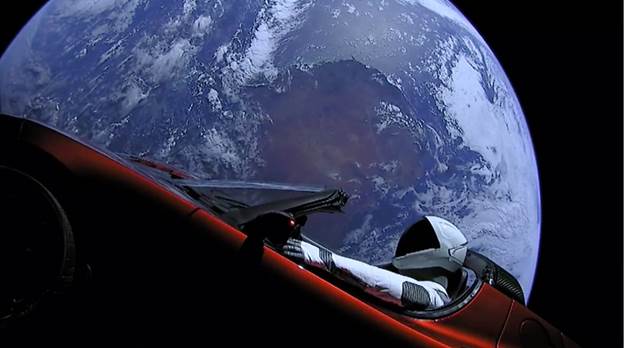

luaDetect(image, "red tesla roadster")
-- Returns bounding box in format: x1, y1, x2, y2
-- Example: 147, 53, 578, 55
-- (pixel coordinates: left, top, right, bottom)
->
0, 113, 579, 347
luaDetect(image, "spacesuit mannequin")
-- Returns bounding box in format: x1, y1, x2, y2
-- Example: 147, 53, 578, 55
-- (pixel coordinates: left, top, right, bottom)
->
283, 216, 468, 310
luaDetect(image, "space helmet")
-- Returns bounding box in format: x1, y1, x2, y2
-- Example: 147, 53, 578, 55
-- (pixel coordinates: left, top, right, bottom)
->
392, 216, 468, 274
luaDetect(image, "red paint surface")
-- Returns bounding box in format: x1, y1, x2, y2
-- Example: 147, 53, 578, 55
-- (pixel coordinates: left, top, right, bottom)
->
497, 300, 572, 348
388, 284, 513, 347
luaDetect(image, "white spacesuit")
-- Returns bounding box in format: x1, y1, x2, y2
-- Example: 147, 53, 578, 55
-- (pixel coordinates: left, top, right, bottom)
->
283, 216, 468, 310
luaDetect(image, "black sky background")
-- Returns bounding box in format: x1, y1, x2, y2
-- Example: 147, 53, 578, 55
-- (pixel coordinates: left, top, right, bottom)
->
450, 2, 623, 346
1, 1, 622, 347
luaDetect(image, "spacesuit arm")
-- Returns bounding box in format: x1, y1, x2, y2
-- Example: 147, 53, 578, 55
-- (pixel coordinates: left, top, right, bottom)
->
282, 239, 449, 310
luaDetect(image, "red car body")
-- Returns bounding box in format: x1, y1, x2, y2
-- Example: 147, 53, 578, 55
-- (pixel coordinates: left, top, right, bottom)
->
0, 114, 579, 347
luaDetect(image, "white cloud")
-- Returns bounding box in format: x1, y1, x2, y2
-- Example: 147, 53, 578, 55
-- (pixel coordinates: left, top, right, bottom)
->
192, 15, 213, 37
98, 39, 124, 65
136, 39, 195, 83
120, 80, 149, 114
221, 0, 312, 93
56, 0, 143, 35
56, 0, 122, 16
207, 88, 222, 111
438, 53, 536, 190
198, 127, 245, 174
345, 3, 357, 15
374, 101, 417, 134
183, 0, 197, 17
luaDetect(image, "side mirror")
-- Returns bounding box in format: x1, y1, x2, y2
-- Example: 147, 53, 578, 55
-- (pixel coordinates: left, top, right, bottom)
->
241, 211, 297, 247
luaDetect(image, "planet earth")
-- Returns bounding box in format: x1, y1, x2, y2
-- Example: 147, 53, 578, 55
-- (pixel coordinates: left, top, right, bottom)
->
0, 0, 540, 297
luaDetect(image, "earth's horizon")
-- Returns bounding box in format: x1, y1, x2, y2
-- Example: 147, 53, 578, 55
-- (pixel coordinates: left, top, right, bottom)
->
0, 0, 541, 298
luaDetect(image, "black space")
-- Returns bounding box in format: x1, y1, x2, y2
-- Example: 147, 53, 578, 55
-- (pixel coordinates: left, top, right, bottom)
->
450, 2, 623, 346
1, 1, 622, 347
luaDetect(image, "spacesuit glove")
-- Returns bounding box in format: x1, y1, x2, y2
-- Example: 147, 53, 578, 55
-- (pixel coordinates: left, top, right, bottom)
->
282, 238, 306, 259
282, 238, 335, 272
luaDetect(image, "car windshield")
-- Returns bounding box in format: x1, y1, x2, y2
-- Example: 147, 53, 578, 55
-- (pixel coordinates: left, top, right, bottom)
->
176, 179, 329, 214
121, 153, 351, 247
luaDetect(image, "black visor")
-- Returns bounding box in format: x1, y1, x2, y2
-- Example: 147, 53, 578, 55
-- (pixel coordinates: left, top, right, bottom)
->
395, 218, 440, 258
